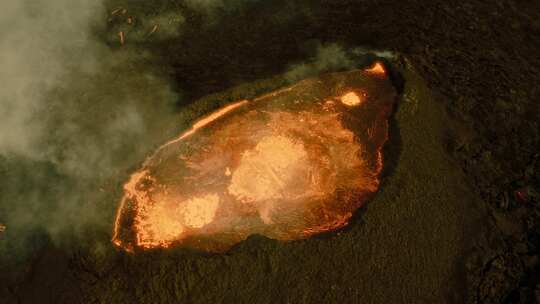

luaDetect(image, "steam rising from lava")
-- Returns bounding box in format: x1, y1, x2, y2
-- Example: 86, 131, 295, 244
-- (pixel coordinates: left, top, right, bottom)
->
0, 0, 394, 264
113, 63, 396, 252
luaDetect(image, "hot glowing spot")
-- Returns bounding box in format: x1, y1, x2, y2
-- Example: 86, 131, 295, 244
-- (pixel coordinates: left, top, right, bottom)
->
138, 200, 185, 247
340, 92, 363, 106
182, 194, 220, 228
365, 61, 386, 76
113, 65, 397, 252
228, 136, 309, 204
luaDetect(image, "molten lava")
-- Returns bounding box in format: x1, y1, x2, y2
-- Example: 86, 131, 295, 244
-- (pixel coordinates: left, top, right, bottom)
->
365, 61, 386, 76
113, 62, 396, 252
340, 91, 364, 106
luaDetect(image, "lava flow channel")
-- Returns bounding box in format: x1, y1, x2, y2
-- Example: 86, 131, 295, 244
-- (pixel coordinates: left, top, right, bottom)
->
113, 62, 396, 252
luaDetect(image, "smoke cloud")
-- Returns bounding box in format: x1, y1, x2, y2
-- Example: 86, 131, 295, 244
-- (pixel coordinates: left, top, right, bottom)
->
0, 0, 392, 266
0, 0, 280, 263
0, 0, 102, 158
285, 43, 397, 82
0, 0, 182, 263
285, 44, 355, 81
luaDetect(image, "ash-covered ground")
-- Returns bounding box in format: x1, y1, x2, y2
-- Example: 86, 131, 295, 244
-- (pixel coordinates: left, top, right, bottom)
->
1, 0, 539, 303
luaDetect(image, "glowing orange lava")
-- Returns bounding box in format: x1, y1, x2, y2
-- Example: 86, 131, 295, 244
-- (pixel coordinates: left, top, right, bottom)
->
113, 63, 396, 252
175, 100, 249, 142
340, 91, 364, 106
365, 61, 386, 76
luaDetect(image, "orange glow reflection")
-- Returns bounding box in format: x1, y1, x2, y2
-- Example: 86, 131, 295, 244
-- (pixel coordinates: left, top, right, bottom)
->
113, 65, 397, 252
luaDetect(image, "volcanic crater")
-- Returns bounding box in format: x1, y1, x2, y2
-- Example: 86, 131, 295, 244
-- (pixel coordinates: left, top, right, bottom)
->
113, 62, 398, 253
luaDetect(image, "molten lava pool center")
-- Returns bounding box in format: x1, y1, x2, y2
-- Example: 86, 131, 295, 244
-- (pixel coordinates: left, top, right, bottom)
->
113, 62, 397, 252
